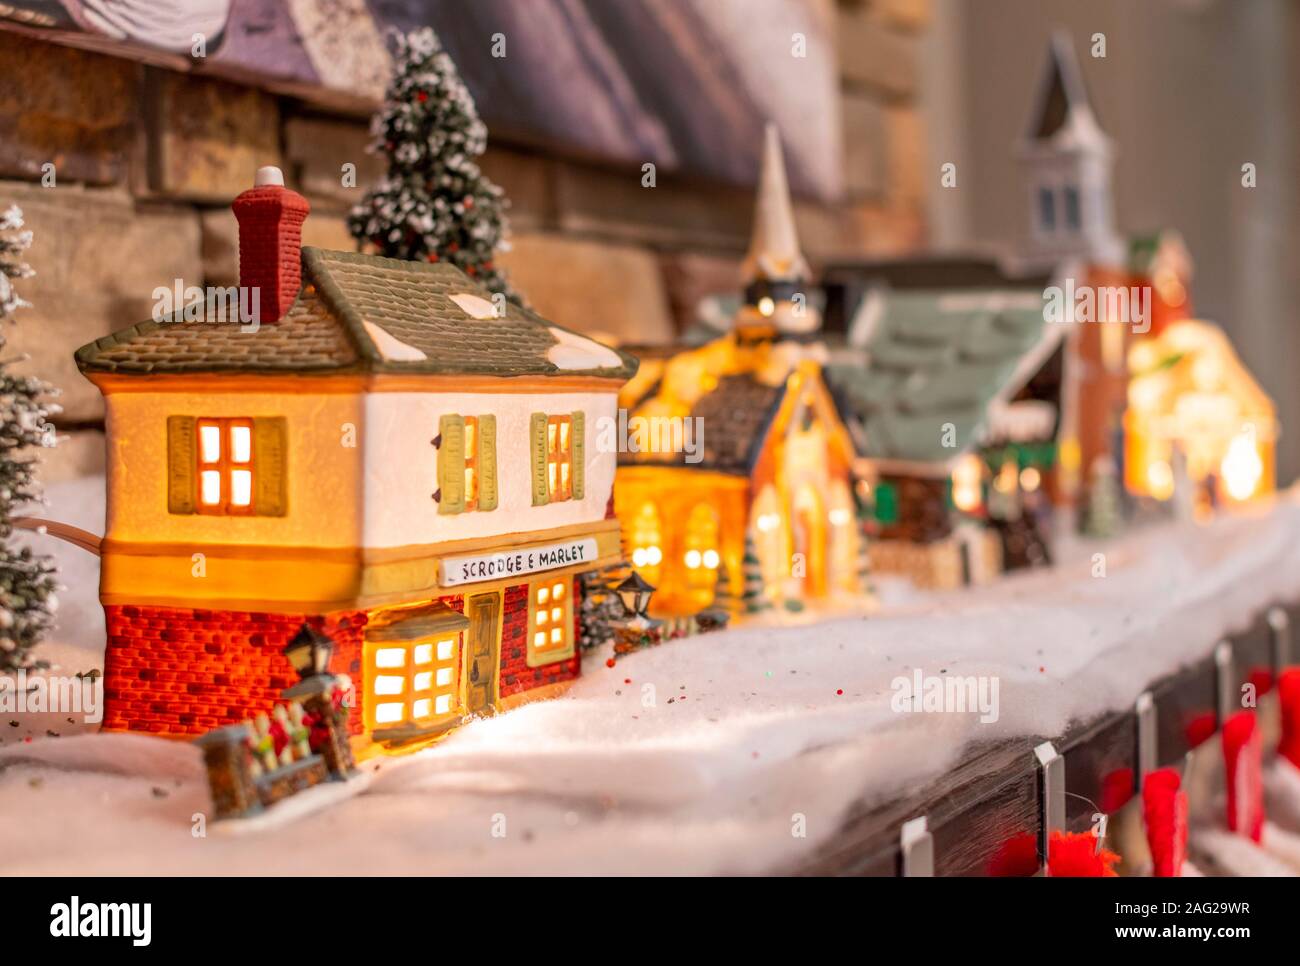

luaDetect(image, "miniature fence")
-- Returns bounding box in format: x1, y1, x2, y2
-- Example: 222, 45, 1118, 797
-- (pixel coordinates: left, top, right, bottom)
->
197, 674, 356, 820
793, 599, 1299, 876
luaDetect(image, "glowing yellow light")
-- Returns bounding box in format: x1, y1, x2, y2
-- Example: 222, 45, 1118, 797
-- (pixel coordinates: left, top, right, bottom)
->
684, 549, 702, 569
829, 508, 852, 527
632, 548, 648, 567
757, 297, 775, 317
646, 545, 663, 565
1020, 466, 1042, 492
951, 454, 984, 512
756, 512, 781, 533
1147, 460, 1174, 501
1221, 431, 1263, 502
702, 548, 720, 569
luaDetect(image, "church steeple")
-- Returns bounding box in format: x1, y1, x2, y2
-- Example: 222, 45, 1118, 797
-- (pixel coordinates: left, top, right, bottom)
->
736, 123, 820, 341
1016, 31, 1123, 271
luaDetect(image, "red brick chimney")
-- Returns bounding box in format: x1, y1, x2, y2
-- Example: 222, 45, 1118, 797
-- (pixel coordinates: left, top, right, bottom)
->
232, 166, 310, 324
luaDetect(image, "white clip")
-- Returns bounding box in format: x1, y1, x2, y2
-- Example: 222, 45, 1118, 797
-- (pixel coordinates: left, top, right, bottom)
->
900, 816, 934, 877
1215, 640, 1235, 724
1035, 740, 1064, 874
1136, 690, 1156, 785
1269, 607, 1291, 671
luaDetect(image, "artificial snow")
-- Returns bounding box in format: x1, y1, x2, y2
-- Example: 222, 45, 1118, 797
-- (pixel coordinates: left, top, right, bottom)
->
6, 477, 1300, 873
546, 328, 624, 371
362, 320, 428, 361
448, 292, 500, 320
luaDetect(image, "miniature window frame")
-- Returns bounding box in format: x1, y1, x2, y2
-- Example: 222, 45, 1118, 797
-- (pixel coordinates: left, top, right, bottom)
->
366, 633, 462, 732
547, 415, 573, 502
526, 577, 574, 667
463, 416, 479, 511
195, 418, 255, 516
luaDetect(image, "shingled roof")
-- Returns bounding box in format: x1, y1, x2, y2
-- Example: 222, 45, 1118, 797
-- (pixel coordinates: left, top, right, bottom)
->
76, 247, 638, 381
619, 372, 786, 475
826, 291, 1061, 468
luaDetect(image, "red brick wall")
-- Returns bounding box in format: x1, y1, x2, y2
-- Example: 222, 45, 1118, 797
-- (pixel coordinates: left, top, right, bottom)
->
102, 605, 366, 737
498, 577, 581, 699
103, 577, 583, 737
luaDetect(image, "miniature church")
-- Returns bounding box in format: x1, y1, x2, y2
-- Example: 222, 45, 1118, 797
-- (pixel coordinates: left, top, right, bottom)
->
1014, 31, 1133, 516
616, 125, 862, 617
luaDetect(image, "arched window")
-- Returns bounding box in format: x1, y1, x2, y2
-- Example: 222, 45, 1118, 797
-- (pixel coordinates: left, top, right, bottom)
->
629, 502, 663, 586
751, 484, 785, 588
683, 503, 721, 606
827, 481, 859, 593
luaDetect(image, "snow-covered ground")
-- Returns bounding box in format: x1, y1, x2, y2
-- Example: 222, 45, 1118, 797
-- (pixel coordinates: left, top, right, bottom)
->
3, 476, 1300, 874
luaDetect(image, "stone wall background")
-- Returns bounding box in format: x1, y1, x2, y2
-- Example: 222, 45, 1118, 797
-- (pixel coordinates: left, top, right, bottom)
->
0, 0, 930, 484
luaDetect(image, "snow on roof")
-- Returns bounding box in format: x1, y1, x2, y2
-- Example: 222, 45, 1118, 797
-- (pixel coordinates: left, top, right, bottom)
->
362, 319, 428, 361
545, 327, 625, 371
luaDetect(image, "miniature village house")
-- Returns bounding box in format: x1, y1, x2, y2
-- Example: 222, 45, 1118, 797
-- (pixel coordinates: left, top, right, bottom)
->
1124, 319, 1276, 510
75, 166, 637, 750
616, 126, 861, 616
828, 289, 1063, 588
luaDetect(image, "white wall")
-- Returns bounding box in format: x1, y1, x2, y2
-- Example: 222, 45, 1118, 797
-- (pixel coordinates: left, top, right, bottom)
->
361, 390, 619, 548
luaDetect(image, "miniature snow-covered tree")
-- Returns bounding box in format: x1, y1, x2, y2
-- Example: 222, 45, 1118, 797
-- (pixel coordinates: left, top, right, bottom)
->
348, 27, 520, 303
0, 204, 58, 672
740, 532, 772, 615
711, 556, 739, 619
578, 566, 626, 651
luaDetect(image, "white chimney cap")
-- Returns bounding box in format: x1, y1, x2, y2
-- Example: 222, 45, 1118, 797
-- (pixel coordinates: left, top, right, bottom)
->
254, 165, 285, 187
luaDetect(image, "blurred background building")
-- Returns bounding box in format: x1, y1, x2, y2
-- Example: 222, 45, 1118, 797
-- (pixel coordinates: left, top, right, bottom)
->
1, 0, 1296, 483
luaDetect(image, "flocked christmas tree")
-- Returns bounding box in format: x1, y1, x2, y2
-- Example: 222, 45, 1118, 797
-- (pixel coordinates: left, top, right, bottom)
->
740, 532, 772, 615
0, 204, 58, 672
577, 565, 627, 651
349, 28, 520, 303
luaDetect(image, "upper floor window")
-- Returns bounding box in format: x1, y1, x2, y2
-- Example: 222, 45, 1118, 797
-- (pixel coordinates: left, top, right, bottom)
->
197, 418, 254, 514
1063, 185, 1081, 230
436, 413, 496, 514
166, 415, 286, 516
1037, 187, 1056, 233
530, 411, 585, 505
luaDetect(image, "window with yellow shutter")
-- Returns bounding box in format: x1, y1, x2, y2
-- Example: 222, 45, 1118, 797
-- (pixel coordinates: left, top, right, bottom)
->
438, 413, 496, 513
167, 416, 286, 517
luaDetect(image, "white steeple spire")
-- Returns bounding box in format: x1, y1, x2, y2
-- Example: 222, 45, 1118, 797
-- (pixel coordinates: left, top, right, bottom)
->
741, 123, 810, 286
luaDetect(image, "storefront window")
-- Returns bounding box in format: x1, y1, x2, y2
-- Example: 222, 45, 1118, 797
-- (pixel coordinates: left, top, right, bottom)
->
367, 633, 460, 730
528, 578, 573, 666
683, 503, 720, 605
629, 502, 663, 585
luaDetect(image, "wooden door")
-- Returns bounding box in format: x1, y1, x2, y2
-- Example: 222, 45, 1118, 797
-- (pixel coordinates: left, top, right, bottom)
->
465, 592, 500, 714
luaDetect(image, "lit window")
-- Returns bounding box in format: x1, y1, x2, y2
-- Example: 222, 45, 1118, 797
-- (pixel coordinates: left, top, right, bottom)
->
463, 416, 479, 511
366, 632, 461, 731
630, 502, 663, 585
684, 503, 721, 606
546, 415, 573, 502
528, 578, 573, 666
195, 418, 256, 515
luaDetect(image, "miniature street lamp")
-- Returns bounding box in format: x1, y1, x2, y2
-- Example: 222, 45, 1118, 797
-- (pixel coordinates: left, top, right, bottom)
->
615, 571, 656, 620
282, 622, 335, 680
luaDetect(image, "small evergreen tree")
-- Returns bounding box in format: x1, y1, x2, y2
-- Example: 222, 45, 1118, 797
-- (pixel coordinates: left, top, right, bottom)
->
349, 27, 520, 303
740, 531, 772, 615
0, 204, 58, 672
711, 555, 739, 619
853, 489, 874, 596
577, 565, 626, 651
